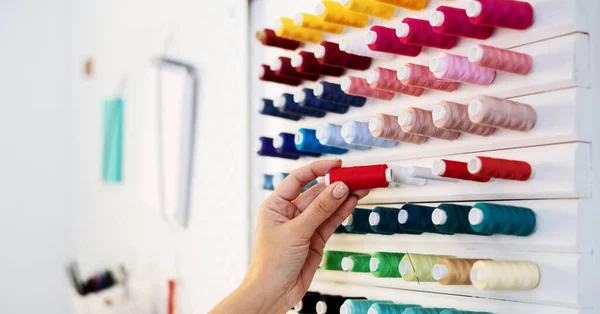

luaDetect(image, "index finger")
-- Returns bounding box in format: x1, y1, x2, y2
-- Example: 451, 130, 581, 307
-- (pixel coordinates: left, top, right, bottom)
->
273, 159, 342, 201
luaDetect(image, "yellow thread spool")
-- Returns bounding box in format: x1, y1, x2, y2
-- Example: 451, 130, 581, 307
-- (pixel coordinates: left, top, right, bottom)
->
375, 0, 428, 11
275, 17, 324, 44
341, 0, 396, 20
295, 13, 345, 34
316, 0, 370, 28
399, 254, 455, 282
470, 260, 540, 290
433, 258, 490, 285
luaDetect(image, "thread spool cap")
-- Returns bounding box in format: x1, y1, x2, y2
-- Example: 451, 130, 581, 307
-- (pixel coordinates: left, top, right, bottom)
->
340, 77, 352, 92
291, 55, 303, 68
316, 301, 327, 314
315, 45, 326, 58
340, 0, 351, 5
396, 66, 411, 81
294, 301, 303, 311
469, 207, 485, 225
370, 257, 380, 272
398, 111, 413, 127
468, 99, 483, 116
340, 304, 350, 314
342, 213, 354, 226
340, 122, 354, 140
430, 11, 445, 27
398, 209, 409, 224
466, 0, 483, 18
399, 260, 411, 276
316, 125, 327, 142
366, 70, 380, 84
368, 308, 378, 314
341, 257, 354, 271
432, 105, 447, 121
324, 173, 331, 186
274, 19, 284, 32
258, 66, 265, 77
315, 3, 326, 16
270, 58, 282, 71
273, 136, 283, 149
339, 39, 349, 52
431, 208, 448, 225
274, 95, 286, 108
314, 83, 324, 96
368, 117, 384, 133
320, 254, 327, 267
396, 23, 410, 38
432, 263, 449, 281
365, 30, 378, 45
431, 159, 446, 175
470, 267, 485, 285
369, 212, 381, 226
294, 13, 304, 25
468, 45, 484, 63
385, 168, 393, 183
294, 132, 304, 145
467, 157, 483, 174
429, 56, 448, 73
294, 90, 307, 104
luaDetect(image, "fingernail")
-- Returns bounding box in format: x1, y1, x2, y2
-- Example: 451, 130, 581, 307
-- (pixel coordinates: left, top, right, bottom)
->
332, 182, 349, 199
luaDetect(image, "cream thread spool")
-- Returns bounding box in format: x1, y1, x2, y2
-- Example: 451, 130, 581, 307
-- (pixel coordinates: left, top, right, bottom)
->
470, 260, 540, 290
468, 96, 537, 132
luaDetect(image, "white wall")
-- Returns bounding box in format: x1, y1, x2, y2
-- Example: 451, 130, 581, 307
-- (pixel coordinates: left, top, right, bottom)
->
0, 0, 70, 313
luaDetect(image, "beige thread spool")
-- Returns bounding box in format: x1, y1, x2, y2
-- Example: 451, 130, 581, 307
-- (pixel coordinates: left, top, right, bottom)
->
369, 113, 428, 144
399, 107, 461, 140
399, 254, 455, 282
470, 260, 540, 290
432, 101, 496, 136
468, 96, 537, 132
432, 258, 490, 285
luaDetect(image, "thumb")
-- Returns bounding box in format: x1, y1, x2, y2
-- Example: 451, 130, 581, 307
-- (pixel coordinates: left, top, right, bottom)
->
289, 182, 350, 237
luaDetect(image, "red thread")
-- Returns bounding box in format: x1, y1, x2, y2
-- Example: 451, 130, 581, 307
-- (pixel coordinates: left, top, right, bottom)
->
469, 44, 533, 75
294, 51, 345, 77
317, 41, 372, 70
368, 67, 425, 97
259, 64, 302, 86
168, 280, 176, 314
367, 25, 422, 57
469, 156, 532, 181
398, 63, 459, 92
342, 76, 396, 100
430, 6, 494, 40
398, 18, 458, 50
433, 159, 491, 182
467, 0, 534, 30
256, 29, 302, 50
328, 164, 390, 190
273, 57, 319, 81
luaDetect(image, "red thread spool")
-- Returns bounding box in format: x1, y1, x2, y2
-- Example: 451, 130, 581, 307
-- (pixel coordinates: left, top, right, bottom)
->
468, 156, 532, 181
432, 159, 491, 182
341, 76, 396, 101
292, 51, 345, 77
397, 18, 458, 50
469, 44, 533, 75
366, 25, 423, 57
316, 41, 372, 70
326, 164, 391, 190
271, 57, 319, 81
397, 63, 459, 92
259, 64, 302, 86
466, 0, 534, 30
256, 28, 302, 50
398, 107, 460, 141
429, 6, 494, 40
367, 67, 425, 97
432, 101, 496, 136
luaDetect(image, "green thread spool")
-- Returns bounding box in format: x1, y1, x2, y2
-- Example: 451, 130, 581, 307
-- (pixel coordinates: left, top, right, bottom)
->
341, 300, 394, 314
370, 252, 404, 278
369, 303, 422, 314
432, 204, 479, 235
322, 250, 369, 271
403, 308, 456, 314
342, 254, 372, 273
440, 311, 492, 314
469, 203, 536, 236
399, 254, 455, 282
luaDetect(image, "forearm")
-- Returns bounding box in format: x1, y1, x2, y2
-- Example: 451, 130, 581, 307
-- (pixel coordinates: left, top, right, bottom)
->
208, 280, 290, 314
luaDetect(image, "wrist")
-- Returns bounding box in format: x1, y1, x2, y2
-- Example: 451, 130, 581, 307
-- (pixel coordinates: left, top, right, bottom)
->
235, 277, 290, 314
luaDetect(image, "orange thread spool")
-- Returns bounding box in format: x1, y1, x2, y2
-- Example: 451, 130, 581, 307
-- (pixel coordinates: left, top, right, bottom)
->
433, 258, 490, 285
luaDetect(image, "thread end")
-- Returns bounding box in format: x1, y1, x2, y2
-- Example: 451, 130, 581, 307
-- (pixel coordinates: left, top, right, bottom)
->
316, 301, 327, 314
432, 105, 447, 121
366, 70, 380, 84
341, 257, 354, 271
294, 131, 304, 145
294, 90, 307, 104
398, 209, 408, 224
399, 260, 411, 276
468, 157, 483, 174
315, 45, 326, 59
314, 83, 324, 96
291, 54, 303, 67
431, 208, 448, 225
368, 117, 384, 133
369, 212, 381, 226
468, 99, 483, 116
398, 111, 413, 127
432, 263, 449, 281
294, 13, 304, 26
370, 257, 380, 272
324, 173, 331, 186
342, 213, 354, 226
340, 77, 352, 92
315, 3, 326, 16
467, 0, 483, 18
429, 56, 447, 73
468, 45, 484, 63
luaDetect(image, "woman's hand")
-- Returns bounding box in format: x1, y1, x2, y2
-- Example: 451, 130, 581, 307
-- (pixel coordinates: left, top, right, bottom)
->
209, 160, 368, 314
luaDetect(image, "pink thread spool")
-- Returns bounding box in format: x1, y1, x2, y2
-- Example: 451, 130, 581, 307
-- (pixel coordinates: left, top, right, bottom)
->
469, 44, 533, 75
367, 67, 425, 97
341, 76, 396, 101
398, 107, 460, 140
366, 25, 423, 57
429, 53, 495, 86
429, 6, 494, 40
370, 113, 428, 144
468, 95, 536, 132
466, 0, 534, 30
397, 17, 458, 50
432, 101, 496, 136
397, 63, 459, 92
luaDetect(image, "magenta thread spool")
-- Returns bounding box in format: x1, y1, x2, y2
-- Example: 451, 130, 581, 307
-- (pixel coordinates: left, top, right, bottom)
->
429, 6, 494, 40
397, 17, 458, 50
466, 0, 534, 30
366, 25, 422, 57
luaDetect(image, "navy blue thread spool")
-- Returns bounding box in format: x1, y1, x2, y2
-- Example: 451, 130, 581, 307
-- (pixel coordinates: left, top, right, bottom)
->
296, 128, 347, 155
334, 225, 349, 234
275, 93, 327, 118
315, 81, 367, 107
257, 137, 296, 159
440, 311, 493, 314
295, 291, 322, 314
341, 121, 399, 148
432, 204, 479, 235
275, 132, 320, 158
398, 204, 443, 234
469, 203, 537, 236
317, 295, 367, 314
262, 174, 275, 190
295, 88, 350, 114
317, 123, 369, 151
343, 208, 374, 234
369, 206, 401, 235
259, 98, 301, 121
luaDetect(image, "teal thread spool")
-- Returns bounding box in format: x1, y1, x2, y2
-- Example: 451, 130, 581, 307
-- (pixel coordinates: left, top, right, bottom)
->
432, 204, 478, 235
344, 208, 375, 234
322, 251, 369, 271
398, 204, 439, 234
370, 206, 401, 235
341, 300, 394, 314
469, 203, 537, 236
403, 308, 456, 314
440, 311, 492, 314
342, 254, 372, 272
369, 303, 422, 314
370, 252, 404, 278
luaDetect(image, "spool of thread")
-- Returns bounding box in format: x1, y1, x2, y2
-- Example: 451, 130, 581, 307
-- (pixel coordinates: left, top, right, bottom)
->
369, 304, 422, 314
343, 208, 374, 234
369, 114, 428, 144
466, 0, 534, 30
399, 107, 460, 140
342, 0, 395, 19
295, 88, 350, 114
341, 76, 396, 101
341, 300, 394, 314
339, 36, 397, 60
257, 137, 297, 159
256, 28, 302, 50
469, 203, 536, 236
440, 311, 492, 314
469, 44, 532, 75
432, 101, 496, 136
387, 165, 429, 187
398, 204, 438, 234
429, 6, 494, 40
468, 156, 532, 181
470, 260, 540, 290
404, 308, 457, 314
275, 17, 323, 43
317, 296, 367, 314
429, 54, 495, 85
321, 250, 369, 271
366, 26, 423, 57
342, 121, 399, 148
342, 254, 373, 272
259, 64, 302, 86
367, 67, 425, 97
316, 1, 370, 28
317, 123, 369, 151
296, 128, 347, 155
405, 166, 459, 183
399, 254, 455, 282
295, 13, 345, 34
431, 204, 477, 235
295, 291, 322, 313
271, 57, 319, 81
259, 98, 301, 121
261, 174, 275, 190
468, 96, 536, 132
317, 41, 373, 70
433, 258, 487, 285
293, 51, 346, 77
397, 64, 459, 92
370, 252, 404, 278
397, 18, 458, 50
275, 93, 327, 118
432, 159, 491, 183
335, 225, 349, 234
315, 81, 367, 107
275, 132, 321, 158
369, 207, 401, 235
374, 0, 427, 11
326, 164, 390, 190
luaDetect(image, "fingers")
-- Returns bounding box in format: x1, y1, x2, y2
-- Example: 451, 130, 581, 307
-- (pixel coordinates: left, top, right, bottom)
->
292, 183, 326, 214
317, 191, 366, 243
272, 159, 341, 202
